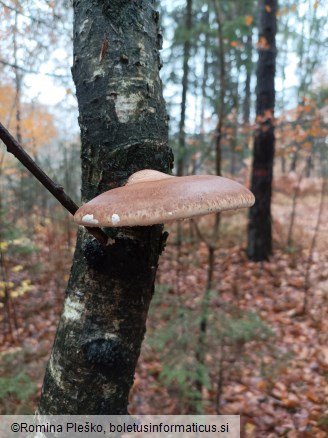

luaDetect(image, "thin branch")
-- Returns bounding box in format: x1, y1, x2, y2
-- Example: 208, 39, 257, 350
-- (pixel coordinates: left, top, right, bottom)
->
0, 0, 58, 27
0, 122, 109, 245
286, 157, 309, 248
191, 219, 213, 250
303, 174, 327, 313
0, 59, 70, 79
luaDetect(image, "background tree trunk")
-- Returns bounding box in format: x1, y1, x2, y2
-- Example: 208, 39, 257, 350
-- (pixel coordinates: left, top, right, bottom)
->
247, 0, 277, 261
38, 0, 173, 414
177, 0, 192, 177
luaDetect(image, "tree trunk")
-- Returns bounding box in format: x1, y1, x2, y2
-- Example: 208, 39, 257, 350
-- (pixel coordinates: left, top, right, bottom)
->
13, 9, 22, 145
177, 0, 192, 177
212, 0, 225, 177
38, 0, 173, 415
243, 32, 252, 127
199, 7, 209, 145
247, 0, 277, 261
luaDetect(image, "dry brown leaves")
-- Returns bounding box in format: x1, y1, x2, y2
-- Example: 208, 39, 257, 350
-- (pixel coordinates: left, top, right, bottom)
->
130, 217, 328, 437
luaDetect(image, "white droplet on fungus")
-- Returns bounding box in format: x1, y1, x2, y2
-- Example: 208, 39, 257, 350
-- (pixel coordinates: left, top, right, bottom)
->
111, 214, 120, 225
82, 214, 99, 224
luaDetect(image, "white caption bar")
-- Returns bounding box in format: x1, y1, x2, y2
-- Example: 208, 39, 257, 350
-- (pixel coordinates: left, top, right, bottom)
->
0, 415, 240, 437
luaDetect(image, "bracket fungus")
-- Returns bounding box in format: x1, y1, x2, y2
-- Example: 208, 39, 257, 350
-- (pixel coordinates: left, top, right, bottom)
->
74, 169, 255, 228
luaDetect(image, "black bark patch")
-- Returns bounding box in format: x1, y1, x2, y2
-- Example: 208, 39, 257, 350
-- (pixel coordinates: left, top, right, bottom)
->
83, 338, 129, 372
83, 235, 150, 277
83, 239, 108, 271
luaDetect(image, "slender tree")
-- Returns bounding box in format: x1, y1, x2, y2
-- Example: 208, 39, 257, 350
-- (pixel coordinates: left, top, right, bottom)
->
199, 5, 210, 145
289, 0, 326, 172
177, 0, 193, 177
38, 0, 173, 414
247, 0, 277, 261
212, 0, 226, 178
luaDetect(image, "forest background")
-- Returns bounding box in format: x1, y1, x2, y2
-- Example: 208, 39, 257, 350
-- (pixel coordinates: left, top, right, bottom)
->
0, 0, 327, 436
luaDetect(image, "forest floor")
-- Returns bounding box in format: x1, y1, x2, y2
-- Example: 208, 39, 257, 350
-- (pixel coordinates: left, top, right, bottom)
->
0, 188, 327, 438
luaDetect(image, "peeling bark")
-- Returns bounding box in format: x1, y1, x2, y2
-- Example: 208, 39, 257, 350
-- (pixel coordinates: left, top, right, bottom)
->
38, 0, 173, 414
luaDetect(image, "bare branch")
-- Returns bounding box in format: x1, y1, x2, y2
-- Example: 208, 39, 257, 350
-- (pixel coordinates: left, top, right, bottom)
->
0, 0, 57, 27
0, 59, 70, 79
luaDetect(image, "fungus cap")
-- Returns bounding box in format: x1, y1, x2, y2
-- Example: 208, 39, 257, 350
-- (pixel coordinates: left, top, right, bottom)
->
74, 169, 255, 227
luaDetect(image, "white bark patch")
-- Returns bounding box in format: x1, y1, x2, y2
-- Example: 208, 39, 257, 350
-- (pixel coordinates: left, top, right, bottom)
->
104, 333, 119, 341
92, 66, 105, 79
111, 213, 120, 225
137, 41, 147, 65
82, 214, 99, 224
79, 19, 89, 34
114, 64, 123, 75
62, 295, 85, 321
49, 355, 65, 390
115, 93, 142, 123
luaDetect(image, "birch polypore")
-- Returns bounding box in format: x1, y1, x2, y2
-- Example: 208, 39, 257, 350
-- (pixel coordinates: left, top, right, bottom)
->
74, 169, 255, 227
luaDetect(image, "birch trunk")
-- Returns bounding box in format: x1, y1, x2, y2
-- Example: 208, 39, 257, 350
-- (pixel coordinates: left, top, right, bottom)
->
38, 0, 173, 414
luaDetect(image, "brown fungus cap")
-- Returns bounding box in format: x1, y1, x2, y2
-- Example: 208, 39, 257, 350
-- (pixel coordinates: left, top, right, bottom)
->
73, 169, 255, 227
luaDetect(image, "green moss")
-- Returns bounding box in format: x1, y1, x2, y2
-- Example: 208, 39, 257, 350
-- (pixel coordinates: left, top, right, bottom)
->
0, 372, 36, 402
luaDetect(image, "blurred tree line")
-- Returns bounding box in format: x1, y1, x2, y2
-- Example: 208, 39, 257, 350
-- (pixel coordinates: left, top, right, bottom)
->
159, 0, 327, 178
157, 0, 327, 261
0, 0, 80, 244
